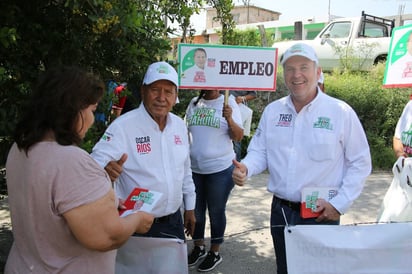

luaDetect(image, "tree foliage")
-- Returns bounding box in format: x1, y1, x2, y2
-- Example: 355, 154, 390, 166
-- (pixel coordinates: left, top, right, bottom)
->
0, 0, 202, 164
2, 0, 402, 174
206, 0, 235, 45
231, 28, 275, 47
326, 64, 410, 169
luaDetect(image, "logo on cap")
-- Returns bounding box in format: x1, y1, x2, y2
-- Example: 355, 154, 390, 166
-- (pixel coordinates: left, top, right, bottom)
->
281, 43, 318, 65
157, 64, 171, 75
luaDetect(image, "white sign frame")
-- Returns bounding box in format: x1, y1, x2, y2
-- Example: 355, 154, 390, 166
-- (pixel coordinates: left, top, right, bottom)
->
383, 24, 412, 88
178, 43, 278, 91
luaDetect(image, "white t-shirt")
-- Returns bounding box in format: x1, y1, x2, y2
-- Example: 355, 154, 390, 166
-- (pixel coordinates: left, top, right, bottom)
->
186, 94, 243, 174
395, 100, 412, 155
242, 91, 372, 214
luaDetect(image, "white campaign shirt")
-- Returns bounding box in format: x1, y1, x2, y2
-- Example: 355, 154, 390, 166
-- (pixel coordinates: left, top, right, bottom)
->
91, 104, 196, 217
395, 100, 412, 155
185, 94, 243, 174
242, 91, 372, 214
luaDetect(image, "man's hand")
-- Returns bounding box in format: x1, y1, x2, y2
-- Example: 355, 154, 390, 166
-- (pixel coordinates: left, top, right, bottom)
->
314, 199, 341, 222
232, 159, 247, 186
104, 153, 128, 182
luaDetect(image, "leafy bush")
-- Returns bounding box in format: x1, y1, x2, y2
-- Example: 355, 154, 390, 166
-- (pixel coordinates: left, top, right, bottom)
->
194, 63, 411, 171
322, 63, 410, 170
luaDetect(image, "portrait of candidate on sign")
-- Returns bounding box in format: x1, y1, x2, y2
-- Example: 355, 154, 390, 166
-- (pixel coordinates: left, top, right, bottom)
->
383, 25, 412, 88
180, 47, 215, 86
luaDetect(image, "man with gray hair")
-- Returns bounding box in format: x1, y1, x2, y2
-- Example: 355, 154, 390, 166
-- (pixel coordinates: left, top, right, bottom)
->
91, 61, 196, 272
232, 43, 372, 273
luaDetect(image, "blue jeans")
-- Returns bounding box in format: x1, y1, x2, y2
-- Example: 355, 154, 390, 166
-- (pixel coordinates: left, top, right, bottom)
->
270, 196, 340, 274
192, 165, 235, 245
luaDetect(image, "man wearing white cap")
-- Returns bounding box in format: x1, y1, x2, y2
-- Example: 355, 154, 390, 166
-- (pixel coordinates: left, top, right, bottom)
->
232, 43, 372, 274
91, 61, 196, 271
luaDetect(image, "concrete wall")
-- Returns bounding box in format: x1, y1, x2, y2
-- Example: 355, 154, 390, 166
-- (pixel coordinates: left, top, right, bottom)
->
206, 5, 280, 29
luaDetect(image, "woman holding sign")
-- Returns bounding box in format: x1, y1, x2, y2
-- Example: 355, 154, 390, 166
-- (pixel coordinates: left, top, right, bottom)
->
185, 89, 243, 272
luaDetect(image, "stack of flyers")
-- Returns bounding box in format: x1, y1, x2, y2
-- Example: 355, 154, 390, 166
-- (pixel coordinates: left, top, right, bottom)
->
300, 187, 338, 218
119, 187, 163, 217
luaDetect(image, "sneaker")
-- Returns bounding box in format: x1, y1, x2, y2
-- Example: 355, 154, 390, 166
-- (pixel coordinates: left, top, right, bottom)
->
188, 245, 206, 267
198, 251, 222, 272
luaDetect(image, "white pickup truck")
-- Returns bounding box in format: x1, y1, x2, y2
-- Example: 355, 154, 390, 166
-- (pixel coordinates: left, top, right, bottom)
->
273, 11, 395, 71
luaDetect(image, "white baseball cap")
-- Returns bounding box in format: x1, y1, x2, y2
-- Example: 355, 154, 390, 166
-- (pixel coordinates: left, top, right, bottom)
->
143, 61, 178, 87
280, 43, 319, 65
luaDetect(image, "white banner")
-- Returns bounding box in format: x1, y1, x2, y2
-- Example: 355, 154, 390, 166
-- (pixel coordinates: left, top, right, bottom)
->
285, 223, 412, 274
115, 236, 188, 274
178, 44, 277, 91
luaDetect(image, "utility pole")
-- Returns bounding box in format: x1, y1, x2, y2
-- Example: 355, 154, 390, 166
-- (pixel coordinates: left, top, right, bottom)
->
241, 0, 251, 24
397, 4, 405, 27
328, 0, 331, 22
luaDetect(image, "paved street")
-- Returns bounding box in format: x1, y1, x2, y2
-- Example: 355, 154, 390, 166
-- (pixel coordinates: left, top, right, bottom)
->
0, 171, 393, 274
187, 171, 392, 274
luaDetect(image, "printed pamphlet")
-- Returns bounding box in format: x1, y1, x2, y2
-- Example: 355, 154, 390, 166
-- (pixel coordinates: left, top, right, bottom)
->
119, 187, 163, 217
301, 187, 338, 218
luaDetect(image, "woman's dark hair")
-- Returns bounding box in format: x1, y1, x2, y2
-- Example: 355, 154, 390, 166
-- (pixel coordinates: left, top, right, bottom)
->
14, 66, 105, 153
193, 90, 207, 106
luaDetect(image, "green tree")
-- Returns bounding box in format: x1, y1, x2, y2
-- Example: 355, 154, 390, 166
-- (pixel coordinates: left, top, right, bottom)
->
231, 28, 275, 47
333, 41, 380, 71
206, 0, 236, 45
326, 64, 410, 169
0, 0, 202, 164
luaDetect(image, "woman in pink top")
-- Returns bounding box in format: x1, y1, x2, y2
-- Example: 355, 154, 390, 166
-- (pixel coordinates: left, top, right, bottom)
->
5, 66, 154, 274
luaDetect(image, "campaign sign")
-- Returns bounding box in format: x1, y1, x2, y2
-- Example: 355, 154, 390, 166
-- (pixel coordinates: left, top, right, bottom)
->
178, 44, 278, 91
383, 24, 412, 88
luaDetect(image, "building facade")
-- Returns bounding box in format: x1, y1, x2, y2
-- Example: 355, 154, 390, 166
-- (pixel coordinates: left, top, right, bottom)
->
205, 5, 281, 29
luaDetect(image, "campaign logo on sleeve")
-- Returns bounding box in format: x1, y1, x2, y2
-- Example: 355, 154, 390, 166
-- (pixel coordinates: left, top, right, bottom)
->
101, 132, 113, 142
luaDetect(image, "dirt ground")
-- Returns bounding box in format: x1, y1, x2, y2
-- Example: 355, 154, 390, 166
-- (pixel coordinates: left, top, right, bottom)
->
0, 195, 11, 274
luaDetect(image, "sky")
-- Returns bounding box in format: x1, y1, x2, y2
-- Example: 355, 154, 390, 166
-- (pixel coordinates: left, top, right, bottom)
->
190, 0, 412, 31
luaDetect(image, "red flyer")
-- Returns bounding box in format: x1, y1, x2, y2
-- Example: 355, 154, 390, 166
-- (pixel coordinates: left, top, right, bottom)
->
300, 187, 338, 218
119, 187, 162, 217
